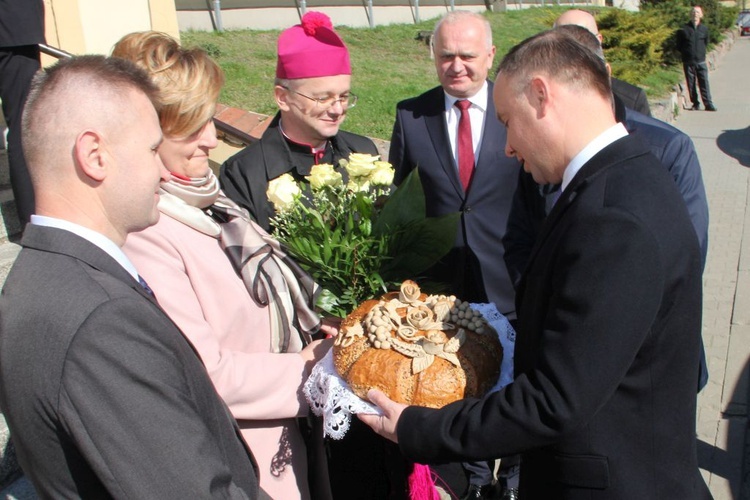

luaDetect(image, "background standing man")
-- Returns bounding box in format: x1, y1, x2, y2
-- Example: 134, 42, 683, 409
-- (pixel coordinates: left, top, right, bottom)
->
389, 10, 521, 318
0, 55, 265, 498
677, 5, 717, 111
361, 29, 710, 499
221, 11, 378, 232
0, 0, 44, 226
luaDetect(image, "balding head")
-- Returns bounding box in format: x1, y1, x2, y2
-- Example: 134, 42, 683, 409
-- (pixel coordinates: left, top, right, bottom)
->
555, 24, 606, 62
554, 9, 602, 43
23, 56, 168, 244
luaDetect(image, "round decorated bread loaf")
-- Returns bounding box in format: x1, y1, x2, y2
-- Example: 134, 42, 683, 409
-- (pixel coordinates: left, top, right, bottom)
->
332, 281, 503, 409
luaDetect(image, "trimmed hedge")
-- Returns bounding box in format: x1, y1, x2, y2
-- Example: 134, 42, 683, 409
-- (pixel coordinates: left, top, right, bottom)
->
573, 2, 736, 91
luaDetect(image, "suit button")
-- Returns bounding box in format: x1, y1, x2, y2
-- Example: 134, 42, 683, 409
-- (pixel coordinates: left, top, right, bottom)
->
464, 206, 472, 213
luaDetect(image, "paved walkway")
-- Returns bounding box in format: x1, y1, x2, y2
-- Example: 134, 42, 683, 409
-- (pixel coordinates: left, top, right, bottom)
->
680, 34, 750, 500
1, 34, 749, 500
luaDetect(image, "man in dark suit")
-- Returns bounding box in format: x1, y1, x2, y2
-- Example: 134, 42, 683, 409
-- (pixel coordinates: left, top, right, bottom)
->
389, 10, 521, 318
503, 24, 710, 391
389, 11, 522, 498
0, 0, 44, 226
361, 29, 710, 499
0, 56, 266, 498
554, 9, 652, 117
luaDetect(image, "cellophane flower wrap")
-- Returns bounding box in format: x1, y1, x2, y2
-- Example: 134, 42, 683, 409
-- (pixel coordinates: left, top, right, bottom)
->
268, 153, 460, 318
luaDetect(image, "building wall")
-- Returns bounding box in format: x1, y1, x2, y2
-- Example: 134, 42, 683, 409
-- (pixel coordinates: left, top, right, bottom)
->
43, 0, 180, 59
177, 5, 486, 30
175, 0, 606, 31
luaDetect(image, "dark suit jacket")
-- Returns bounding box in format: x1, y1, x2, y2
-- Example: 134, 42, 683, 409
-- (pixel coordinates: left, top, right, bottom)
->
0, 0, 45, 47
389, 83, 521, 315
0, 225, 263, 499
397, 135, 710, 499
611, 77, 651, 117
677, 21, 709, 64
220, 112, 379, 232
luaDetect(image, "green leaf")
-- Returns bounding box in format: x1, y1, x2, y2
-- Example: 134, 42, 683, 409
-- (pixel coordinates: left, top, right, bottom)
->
380, 212, 460, 281
316, 288, 345, 317
372, 168, 426, 237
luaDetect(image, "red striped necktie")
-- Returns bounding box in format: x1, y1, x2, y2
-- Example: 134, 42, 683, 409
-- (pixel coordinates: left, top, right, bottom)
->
455, 99, 475, 191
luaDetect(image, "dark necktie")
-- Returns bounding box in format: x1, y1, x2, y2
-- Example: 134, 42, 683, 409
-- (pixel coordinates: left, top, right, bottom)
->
455, 99, 475, 191
138, 275, 155, 297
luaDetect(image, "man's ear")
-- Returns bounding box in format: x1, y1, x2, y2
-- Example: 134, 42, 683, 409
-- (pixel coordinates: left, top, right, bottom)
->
528, 76, 550, 117
74, 130, 107, 182
606, 62, 612, 77
275, 85, 291, 112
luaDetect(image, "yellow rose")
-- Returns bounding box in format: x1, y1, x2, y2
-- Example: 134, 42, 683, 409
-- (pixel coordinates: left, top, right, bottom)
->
370, 161, 395, 187
306, 163, 343, 190
347, 177, 371, 193
266, 173, 301, 212
342, 153, 379, 178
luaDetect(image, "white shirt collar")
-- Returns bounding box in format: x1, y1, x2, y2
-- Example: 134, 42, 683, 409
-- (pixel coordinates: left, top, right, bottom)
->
561, 122, 629, 192
443, 81, 489, 112
30, 215, 140, 281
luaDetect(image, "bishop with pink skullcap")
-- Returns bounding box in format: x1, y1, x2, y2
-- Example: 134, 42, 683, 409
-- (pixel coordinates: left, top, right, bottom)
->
220, 11, 406, 497
220, 9, 379, 230
276, 11, 352, 79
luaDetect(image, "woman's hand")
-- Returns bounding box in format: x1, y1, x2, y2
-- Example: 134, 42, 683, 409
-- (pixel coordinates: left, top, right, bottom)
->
318, 316, 342, 338
300, 338, 333, 375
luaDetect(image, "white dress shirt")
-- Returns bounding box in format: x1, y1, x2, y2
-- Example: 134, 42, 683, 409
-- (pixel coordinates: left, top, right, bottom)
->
561, 122, 629, 193
444, 81, 488, 171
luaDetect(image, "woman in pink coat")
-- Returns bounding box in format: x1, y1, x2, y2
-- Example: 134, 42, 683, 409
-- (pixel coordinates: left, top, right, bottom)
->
114, 32, 332, 500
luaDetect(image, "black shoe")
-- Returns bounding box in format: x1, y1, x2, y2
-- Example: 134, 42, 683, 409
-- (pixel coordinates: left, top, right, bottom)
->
501, 487, 519, 500
461, 483, 499, 500
691, 103, 702, 110
705, 104, 717, 111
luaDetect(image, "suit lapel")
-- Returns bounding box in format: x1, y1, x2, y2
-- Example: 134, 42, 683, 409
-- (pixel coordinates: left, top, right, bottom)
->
20, 225, 258, 472
424, 87, 465, 198
518, 135, 645, 292
21, 225, 214, 366
21, 225, 158, 305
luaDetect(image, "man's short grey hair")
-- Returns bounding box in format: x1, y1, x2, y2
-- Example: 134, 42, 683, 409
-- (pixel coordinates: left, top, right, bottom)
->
433, 11, 493, 50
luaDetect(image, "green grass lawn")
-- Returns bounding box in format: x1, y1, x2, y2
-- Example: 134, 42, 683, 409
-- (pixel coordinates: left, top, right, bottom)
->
182, 6, 680, 140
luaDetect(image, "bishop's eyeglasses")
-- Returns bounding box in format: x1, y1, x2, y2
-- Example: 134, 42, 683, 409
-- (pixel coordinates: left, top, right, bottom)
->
281, 86, 358, 110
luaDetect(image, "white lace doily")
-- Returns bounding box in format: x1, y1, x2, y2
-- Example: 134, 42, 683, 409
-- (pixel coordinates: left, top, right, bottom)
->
303, 303, 516, 439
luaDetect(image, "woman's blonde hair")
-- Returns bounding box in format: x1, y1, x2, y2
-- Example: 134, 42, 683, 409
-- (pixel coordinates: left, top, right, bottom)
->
112, 31, 224, 138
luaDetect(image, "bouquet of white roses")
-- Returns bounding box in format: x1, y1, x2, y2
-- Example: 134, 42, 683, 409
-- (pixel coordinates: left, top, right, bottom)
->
268, 153, 459, 318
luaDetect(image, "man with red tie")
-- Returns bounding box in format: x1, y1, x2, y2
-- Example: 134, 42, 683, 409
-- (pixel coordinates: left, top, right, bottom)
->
389, 10, 521, 320
388, 10, 522, 499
